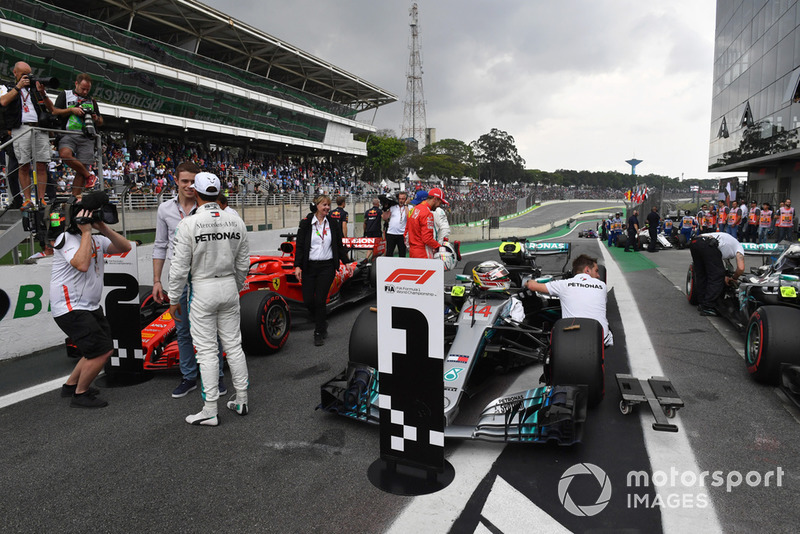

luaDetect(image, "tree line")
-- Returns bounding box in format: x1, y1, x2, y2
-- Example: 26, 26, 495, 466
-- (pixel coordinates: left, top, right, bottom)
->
360, 128, 718, 191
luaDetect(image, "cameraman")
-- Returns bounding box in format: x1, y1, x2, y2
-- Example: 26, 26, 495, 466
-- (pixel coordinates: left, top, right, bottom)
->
381, 191, 408, 257
49, 73, 103, 198
0, 61, 54, 210
51, 198, 131, 408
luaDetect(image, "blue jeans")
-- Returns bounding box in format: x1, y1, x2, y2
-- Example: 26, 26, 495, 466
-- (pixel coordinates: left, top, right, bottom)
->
726, 224, 738, 239
758, 227, 770, 243
177, 284, 224, 381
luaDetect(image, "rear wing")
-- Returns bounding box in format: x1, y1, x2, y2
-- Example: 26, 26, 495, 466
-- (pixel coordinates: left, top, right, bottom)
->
342, 237, 386, 256
524, 242, 571, 256
741, 243, 787, 257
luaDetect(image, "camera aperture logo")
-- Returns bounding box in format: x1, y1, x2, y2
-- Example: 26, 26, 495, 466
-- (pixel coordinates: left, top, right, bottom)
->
558, 463, 612, 517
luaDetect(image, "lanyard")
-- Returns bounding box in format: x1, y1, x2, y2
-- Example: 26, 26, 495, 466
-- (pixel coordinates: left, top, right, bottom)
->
314, 218, 328, 239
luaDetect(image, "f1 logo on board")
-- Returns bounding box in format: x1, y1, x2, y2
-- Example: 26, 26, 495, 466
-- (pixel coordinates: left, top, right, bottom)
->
385, 269, 436, 284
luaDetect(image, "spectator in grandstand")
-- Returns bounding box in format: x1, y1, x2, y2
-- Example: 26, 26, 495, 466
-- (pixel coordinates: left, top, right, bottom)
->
382, 191, 408, 257
294, 194, 347, 347
152, 162, 227, 399
0, 61, 54, 210
363, 198, 383, 238
329, 196, 349, 238
49, 73, 103, 198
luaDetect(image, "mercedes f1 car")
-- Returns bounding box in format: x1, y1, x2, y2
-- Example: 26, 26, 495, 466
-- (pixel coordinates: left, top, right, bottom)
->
686, 242, 800, 384
69, 234, 384, 375
319, 241, 605, 445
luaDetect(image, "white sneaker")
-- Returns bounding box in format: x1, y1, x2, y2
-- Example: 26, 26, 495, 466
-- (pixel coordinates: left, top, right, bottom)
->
226, 394, 248, 416
185, 408, 218, 426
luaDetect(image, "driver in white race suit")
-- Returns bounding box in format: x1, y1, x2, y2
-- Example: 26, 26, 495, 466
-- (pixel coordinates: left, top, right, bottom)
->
524, 253, 613, 346
168, 172, 251, 426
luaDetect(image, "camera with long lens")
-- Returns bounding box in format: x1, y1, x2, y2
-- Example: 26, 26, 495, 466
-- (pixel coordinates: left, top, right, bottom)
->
378, 194, 398, 212
21, 75, 61, 129
80, 101, 97, 138
70, 191, 118, 229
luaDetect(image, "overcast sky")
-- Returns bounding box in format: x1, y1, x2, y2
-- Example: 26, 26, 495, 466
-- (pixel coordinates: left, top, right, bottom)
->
202, 0, 728, 181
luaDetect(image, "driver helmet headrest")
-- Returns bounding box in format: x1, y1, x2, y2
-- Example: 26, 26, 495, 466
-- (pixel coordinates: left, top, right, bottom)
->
473, 260, 511, 291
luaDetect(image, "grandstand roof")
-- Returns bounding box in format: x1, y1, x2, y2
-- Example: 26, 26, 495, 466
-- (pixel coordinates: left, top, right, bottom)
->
39, 0, 397, 112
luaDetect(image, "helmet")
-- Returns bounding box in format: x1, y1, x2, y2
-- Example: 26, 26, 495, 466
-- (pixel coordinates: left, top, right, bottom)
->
434, 242, 458, 271
685, 210, 691, 216
472, 261, 511, 291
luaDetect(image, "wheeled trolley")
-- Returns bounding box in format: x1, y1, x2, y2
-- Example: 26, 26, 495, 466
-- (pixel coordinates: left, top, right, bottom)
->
615, 374, 684, 432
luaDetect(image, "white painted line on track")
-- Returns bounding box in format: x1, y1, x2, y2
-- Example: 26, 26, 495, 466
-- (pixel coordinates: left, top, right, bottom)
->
479, 476, 571, 533
386, 365, 552, 533
0, 375, 68, 409
598, 245, 723, 534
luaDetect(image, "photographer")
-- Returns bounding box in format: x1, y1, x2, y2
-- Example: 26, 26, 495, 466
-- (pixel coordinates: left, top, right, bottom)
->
0, 61, 54, 210
51, 194, 131, 408
49, 73, 103, 198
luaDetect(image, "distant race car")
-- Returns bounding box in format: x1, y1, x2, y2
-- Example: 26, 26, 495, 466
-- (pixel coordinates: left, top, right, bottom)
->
319, 240, 606, 445
67, 234, 384, 376
636, 227, 673, 250
686, 242, 800, 386
578, 228, 598, 238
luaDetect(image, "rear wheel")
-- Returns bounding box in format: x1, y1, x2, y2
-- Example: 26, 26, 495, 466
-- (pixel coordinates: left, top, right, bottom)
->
745, 306, 800, 384
240, 291, 291, 355
677, 233, 687, 249
615, 234, 628, 248
638, 235, 648, 248
686, 264, 698, 305
549, 317, 605, 407
349, 306, 378, 368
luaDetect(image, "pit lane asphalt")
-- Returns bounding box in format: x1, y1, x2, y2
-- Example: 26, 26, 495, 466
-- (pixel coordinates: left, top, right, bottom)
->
2, 212, 799, 533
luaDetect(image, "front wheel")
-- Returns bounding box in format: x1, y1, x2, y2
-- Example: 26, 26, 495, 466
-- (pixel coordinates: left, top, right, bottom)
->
548, 317, 605, 407
745, 306, 800, 384
349, 306, 378, 368
240, 291, 291, 355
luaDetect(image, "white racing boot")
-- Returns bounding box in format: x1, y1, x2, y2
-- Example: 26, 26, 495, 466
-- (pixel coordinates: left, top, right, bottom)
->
226, 391, 248, 416
185, 406, 219, 426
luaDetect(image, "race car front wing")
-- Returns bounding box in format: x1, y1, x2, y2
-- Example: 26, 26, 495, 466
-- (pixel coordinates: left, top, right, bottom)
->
318, 362, 587, 445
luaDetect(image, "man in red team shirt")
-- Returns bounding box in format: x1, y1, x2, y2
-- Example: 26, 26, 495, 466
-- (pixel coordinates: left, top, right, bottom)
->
407, 187, 448, 258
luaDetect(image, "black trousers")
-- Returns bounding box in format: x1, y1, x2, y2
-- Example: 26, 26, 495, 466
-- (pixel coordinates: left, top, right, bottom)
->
302, 259, 336, 334
648, 227, 658, 251
625, 230, 638, 250
689, 237, 725, 308
385, 233, 407, 257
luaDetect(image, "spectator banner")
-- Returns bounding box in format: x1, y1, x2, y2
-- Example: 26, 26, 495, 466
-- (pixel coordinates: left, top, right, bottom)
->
376, 257, 444, 473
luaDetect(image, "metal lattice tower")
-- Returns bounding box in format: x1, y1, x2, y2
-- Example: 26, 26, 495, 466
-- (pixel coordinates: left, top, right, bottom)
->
400, 3, 427, 149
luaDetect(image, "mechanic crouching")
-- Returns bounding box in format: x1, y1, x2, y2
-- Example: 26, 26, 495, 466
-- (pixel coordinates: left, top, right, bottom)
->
689, 231, 745, 317
524, 254, 613, 347
167, 172, 251, 425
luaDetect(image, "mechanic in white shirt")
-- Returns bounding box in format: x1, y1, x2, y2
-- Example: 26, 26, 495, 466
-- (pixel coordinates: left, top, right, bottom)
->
689, 231, 746, 316
525, 254, 613, 346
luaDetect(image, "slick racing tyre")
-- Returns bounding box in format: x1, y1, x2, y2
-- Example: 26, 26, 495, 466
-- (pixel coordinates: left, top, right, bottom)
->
677, 233, 688, 249
462, 260, 481, 276
240, 291, 290, 355
745, 306, 800, 384
549, 317, 605, 407
349, 306, 378, 368
638, 235, 649, 248
615, 234, 628, 248
597, 264, 607, 284
686, 264, 698, 305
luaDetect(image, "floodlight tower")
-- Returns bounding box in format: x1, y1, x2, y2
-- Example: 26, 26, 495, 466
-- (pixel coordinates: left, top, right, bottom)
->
400, 3, 427, 150
626, 158, 643, 175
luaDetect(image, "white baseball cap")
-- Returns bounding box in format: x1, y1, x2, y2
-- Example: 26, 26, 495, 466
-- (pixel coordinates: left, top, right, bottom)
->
191, 172, 220, 195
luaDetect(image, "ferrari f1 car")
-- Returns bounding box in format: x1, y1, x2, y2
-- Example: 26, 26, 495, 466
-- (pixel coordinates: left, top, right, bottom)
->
319, 241, 605, 445
686, 242, 800, 384
69, 234, 384, 375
